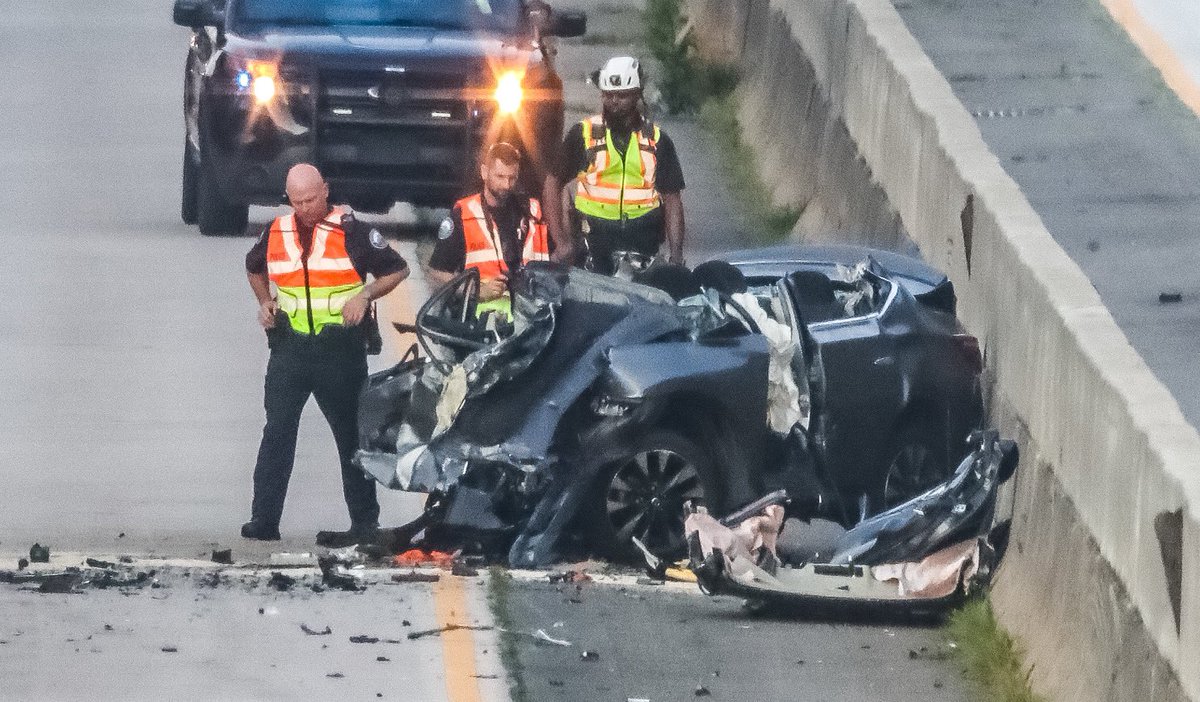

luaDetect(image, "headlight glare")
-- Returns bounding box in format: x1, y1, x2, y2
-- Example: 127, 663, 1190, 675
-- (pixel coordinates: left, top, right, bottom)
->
252, 75, 277, 104
494, 71, 523, 114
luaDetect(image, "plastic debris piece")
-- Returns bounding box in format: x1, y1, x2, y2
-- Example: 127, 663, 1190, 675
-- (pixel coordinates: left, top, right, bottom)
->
547, 570, 592, 584
391, 571, 440, 583
533, 629, 571, 647
161, 646, 178, 653
300, 624, 332, 636
377, 656, 390, 662
664, 567, 697, 583
17, 558, 28, 571
29, 544, 50, 563
406, 624, 494, 640
350, 635, 380, 644
268, 572, 296, 592
580, 650, 599, 662
695, 684, 712, 697
1160, 291, 1183, 304
318, 555, 364, 591
326, 672, 344, 679
391, 549, 455, 569
451, 562, 479, 577
211, 549, 233, 565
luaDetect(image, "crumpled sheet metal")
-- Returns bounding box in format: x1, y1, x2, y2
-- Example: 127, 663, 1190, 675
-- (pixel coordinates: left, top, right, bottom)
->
685, 506, 785, 581
687, 509, 981, 602
872, 539, 980, 599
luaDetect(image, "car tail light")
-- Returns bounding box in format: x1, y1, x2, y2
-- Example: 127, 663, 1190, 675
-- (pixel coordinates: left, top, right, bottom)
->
953, 334, 983, 375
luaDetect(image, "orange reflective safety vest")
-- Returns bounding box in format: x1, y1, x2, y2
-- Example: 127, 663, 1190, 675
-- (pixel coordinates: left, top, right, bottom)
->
266, 206, 365, 335
457, 193, 549, 318
574, 115, 661, 221
458, 193, 549, 278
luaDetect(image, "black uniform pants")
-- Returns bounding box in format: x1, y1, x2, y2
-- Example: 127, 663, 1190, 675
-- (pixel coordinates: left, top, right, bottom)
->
582, 208, 665, 275
250, 328, 378, 530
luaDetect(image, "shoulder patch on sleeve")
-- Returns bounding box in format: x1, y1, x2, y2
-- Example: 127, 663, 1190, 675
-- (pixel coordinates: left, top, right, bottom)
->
369, 228, 387, 249
437, 217, 454, 240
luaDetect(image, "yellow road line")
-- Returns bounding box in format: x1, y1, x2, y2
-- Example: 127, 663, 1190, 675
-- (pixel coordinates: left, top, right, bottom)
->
1098, 0, 1200, 119
433, 575, 483, 702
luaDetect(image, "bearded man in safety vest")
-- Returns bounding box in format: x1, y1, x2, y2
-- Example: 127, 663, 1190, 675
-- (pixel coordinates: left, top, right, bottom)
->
428, 142, 550, 318
242, 164, 409, 545
543, 56, 686, 274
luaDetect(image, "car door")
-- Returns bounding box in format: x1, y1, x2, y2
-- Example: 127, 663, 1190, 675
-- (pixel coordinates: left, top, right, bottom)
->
785, 269, 905, 505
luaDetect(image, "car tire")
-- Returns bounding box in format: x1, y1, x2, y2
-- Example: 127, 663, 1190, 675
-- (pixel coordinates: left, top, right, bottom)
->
196, 143, 249, 237
181, 140, 199, 225
588, 430, 721, 562
877, 413, 950, 513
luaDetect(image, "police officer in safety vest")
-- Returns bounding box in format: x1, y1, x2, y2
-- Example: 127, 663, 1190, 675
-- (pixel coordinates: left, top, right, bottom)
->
428, 142, 550, 317
544, 56, 686, 274
242, 164, 408, 545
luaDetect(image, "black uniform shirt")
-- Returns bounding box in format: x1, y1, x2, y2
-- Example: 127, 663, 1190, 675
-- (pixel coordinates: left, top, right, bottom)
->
245, 211, 408, 281
556, 120, 685, 194
428, 195, 530, 274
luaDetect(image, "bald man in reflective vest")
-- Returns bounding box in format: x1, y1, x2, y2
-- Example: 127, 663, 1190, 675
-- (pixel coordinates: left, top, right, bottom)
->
543, 56, 686, 274
428, 142, 550, 318
242, 164, 408, 544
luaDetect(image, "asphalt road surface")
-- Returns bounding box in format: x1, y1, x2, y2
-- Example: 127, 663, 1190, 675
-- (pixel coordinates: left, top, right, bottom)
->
0, 1, 968, 700
896, 0, 1200, 427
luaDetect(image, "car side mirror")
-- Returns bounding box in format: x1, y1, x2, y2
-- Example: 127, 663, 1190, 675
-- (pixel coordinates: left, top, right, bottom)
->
546, 10, 586, 38
173, 0, 222, 28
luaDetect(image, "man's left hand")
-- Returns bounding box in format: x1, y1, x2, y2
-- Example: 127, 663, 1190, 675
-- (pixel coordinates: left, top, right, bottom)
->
342, 293, 370, 325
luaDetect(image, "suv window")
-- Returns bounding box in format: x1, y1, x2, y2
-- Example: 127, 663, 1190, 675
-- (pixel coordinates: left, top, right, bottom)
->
232, 0, 522, 32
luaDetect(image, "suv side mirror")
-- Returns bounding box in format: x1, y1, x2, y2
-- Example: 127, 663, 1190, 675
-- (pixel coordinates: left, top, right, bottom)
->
546, 10, 586, 38
173, 0, 222, 28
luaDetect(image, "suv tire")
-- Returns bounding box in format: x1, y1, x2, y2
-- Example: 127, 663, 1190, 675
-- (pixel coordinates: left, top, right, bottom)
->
196, 135, 249, 236
181, 141, 199, 225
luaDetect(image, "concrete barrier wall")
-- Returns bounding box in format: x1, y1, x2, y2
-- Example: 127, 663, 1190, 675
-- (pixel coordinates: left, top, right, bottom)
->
688, 0, 1200, 698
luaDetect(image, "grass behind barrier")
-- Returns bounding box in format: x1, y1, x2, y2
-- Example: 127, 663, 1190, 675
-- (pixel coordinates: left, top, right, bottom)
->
698, 94, 802, 240
946, 597, 1045, 702
486, 567, 531, 702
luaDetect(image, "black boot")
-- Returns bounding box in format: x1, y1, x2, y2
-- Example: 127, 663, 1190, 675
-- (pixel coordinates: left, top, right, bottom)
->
315, 525, 378, 548
241, 520, 281, 541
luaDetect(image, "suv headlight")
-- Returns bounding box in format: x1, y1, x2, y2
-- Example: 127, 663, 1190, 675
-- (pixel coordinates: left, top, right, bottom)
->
494, 70, 524, 114
232, 59, 279, 104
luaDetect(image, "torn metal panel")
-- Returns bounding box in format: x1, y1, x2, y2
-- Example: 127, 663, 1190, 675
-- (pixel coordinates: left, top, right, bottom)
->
687, 431, 1016, 609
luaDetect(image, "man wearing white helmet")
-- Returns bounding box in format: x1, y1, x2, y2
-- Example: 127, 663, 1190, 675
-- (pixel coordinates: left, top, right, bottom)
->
545, 56, 685, 274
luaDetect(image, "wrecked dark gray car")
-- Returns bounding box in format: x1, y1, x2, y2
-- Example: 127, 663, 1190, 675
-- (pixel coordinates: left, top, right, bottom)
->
355, 245, 984, 567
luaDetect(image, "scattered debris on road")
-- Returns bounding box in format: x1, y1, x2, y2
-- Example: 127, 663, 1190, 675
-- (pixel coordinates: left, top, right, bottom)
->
267, 572, 296, 591
300, 624, 332, 636
16, 558, 28, 571
547, 570, 592, 584
318, 555, 364, 592
1159, 291, 1183, 304
406, 624, 494, 641
211, 549, 233, 565
350, 635, 380, 644
579, 650, 599, 662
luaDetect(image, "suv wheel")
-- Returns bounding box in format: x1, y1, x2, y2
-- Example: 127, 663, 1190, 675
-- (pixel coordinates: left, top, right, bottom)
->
196, 144, 249, 236
590, 430, 720, 562
181, 141, 199, 225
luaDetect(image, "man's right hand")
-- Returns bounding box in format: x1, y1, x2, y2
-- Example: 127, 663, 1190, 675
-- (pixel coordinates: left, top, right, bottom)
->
480, 275, 508, 302
258, 300, 278, 329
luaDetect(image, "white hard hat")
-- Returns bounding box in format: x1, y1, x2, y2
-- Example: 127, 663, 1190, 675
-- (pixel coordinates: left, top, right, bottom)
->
597, 56, 643, 92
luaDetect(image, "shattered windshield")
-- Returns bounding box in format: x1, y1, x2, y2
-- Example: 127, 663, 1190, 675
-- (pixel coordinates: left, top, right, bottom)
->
233, 0, 522, 32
